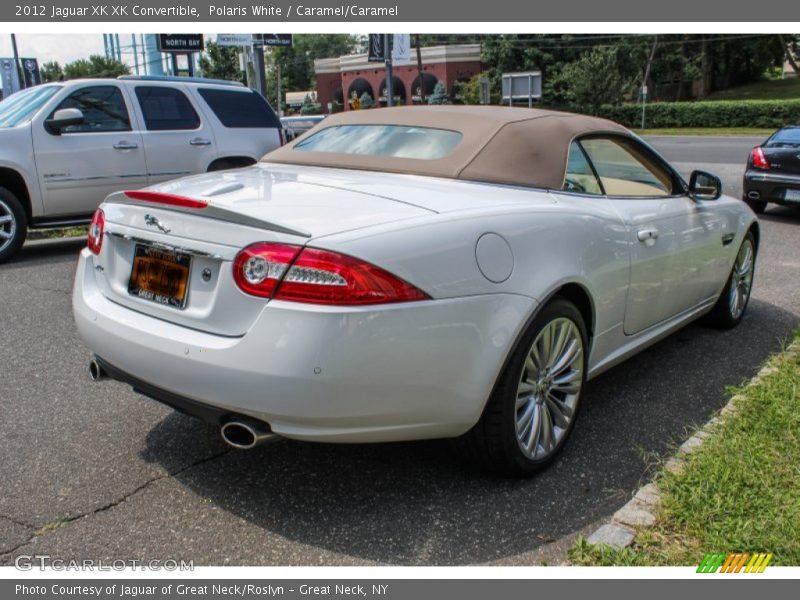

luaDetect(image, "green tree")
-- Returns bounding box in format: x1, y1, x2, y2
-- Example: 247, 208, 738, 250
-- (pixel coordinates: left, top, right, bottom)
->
63, 55, 129, 79
548, 46, 635, 108
267, 34, 360, 94
40, 61, 63, 83
198, 41, 244, 83
299, 93, 322, 115
359, 92, 374, 109
427, 81, 451, 105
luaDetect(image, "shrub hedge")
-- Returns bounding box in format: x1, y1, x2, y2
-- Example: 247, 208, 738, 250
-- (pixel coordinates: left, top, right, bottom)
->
591, 99, 800, 129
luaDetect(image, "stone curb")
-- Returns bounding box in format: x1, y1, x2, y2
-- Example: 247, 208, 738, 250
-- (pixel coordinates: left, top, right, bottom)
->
583, 341, 797, 551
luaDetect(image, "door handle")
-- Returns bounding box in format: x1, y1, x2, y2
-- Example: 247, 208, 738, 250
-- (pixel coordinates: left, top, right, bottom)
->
113, 141, 138, 150
189, 138, 212, 146
637, 228, 659, 242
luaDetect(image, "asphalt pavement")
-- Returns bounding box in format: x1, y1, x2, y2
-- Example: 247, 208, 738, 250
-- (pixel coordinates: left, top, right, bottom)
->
1, 136, 799, 566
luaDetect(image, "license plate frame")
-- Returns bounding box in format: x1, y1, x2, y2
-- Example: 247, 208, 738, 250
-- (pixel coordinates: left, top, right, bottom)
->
784, 188, 800, 203
128, 244, 192, 309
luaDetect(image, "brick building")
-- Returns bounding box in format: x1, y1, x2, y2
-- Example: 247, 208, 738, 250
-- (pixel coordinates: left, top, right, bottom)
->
314, 44, 482, 112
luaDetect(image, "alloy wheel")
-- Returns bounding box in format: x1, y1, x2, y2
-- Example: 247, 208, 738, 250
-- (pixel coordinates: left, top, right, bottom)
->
515, 317, 584, 461
728, 238, 754, 320
0, 198, 17, 255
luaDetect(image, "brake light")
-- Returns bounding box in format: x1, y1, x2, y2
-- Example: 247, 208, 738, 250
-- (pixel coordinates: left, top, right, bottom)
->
751, 147, 770, 170
232, 243, 430, 305
232, 243, 303, 298
87, 209, 104, 255
123, 190, 208, 209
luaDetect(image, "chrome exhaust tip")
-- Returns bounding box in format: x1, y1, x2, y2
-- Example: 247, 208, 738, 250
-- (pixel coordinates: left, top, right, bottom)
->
220, 420, 279, 450
88, 359, 106, 382
747, 191, 761, 200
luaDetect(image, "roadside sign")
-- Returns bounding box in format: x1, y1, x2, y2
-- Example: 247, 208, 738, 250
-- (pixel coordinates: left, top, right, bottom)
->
157, 34, 204, 53
217, 34, 253, 47
392, 34, 411, 64
368, 34, 386, 62
253, 34, 293, 47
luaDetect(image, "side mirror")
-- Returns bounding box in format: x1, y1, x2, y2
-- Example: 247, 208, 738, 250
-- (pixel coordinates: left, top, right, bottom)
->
689, 170, 722, 201
45, 108, 84, 135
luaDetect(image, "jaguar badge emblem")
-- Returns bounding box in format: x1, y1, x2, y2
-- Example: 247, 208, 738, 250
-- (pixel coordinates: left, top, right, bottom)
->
144, 214, 171, 234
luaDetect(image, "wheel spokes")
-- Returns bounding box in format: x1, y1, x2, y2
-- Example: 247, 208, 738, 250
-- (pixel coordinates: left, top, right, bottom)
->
515, 316, 584, 461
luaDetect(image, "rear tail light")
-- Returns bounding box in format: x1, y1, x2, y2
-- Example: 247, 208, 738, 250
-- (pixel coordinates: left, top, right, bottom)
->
123, 190, 208, 209
87, 209, 104, 255
232, 243, 303, 298
751, 146, 770, 170
232, 243, 430, 305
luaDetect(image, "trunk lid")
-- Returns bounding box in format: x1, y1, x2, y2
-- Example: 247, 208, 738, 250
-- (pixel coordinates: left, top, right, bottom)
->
94, 165, 434, 336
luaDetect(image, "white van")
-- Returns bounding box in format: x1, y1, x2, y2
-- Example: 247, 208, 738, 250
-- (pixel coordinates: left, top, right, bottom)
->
0, 75, 284, 262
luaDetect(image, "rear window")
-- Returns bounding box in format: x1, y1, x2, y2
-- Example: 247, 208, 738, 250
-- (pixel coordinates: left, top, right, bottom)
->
767, 128, 800, 146
294, 125, 462, 160
198, 88, 280, 128
135, 86, 200, 131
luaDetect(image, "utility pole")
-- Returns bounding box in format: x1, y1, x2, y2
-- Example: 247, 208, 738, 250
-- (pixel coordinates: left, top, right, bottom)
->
252, 43, 267, 98
276, 63, 282, 117
384, 33, 394, 107
10, 34, 24, 90
415, 34, 425, 104
641, 34, 658, 129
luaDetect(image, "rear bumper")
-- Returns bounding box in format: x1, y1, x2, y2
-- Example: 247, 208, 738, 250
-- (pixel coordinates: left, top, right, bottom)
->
73, 249, 536, 442
743, 170, 800, 205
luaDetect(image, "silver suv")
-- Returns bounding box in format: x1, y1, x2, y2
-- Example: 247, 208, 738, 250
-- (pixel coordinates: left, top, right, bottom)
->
0, 75, 284, 262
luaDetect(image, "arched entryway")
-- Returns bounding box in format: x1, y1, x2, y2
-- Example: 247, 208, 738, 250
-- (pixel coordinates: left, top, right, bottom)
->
411, 73, 438, 103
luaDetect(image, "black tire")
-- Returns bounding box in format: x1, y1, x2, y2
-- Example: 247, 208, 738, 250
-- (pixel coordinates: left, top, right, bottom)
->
0, 186, 27, 264
744, 197, 766, 214
455, 297, 588, 476
705, 231, 757, 329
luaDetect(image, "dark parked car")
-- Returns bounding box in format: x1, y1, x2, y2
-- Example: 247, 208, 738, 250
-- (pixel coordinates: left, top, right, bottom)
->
743, 125, 800, 213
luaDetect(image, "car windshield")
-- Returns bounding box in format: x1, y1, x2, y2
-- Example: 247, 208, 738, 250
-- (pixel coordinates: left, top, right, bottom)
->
0, 85, 60, 128
767, 128, 800, 147
294, 124, 463, 159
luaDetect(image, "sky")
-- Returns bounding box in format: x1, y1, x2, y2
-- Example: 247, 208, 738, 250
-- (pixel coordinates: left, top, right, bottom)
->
0, 34, 107, 66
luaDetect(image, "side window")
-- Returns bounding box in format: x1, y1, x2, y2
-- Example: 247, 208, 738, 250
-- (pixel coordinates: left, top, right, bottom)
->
51, 86, 131, 133
563, 141, 603, 195
580, 137, 674, 197
197, 88, 280, 128
135, 86, 200, 131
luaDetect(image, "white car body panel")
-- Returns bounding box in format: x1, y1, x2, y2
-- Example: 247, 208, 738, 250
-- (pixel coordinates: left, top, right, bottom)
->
73, 156, 756, 443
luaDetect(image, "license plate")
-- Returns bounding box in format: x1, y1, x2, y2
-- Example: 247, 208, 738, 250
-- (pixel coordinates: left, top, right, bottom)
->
784, 189, 800, 202
128, 244, 191, 309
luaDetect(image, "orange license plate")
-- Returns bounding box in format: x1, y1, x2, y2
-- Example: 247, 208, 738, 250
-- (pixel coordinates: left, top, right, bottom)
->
128, 244, 191, 309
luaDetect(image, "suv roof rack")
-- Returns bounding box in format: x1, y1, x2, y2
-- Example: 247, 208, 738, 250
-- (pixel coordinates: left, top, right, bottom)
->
117, 75, 246, 88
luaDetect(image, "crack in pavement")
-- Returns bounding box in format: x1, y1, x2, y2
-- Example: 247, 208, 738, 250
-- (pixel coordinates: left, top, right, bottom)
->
0, 448, 230, 562
0, 514, 36, 530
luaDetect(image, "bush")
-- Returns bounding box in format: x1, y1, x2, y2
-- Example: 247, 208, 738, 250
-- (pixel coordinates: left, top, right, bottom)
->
593, 99, 800, 129
299, 94, 322, 115
428, 81, 451, 105
359, 92, 374, 109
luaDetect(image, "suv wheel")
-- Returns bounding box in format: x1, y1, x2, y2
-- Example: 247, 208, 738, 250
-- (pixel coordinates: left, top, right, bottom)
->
0, 187, 27, 263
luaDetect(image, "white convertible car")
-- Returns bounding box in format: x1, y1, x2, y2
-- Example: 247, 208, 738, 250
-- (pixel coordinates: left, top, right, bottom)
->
73, 106, 758, 474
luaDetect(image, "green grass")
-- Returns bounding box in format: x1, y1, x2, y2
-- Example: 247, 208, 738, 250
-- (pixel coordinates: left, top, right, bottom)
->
708, 77, 800, 101
634, 127, 774, 137
570, 334, 800, 566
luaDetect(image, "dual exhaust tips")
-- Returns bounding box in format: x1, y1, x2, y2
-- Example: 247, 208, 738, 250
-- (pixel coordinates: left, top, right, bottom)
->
88, 359, 278, 450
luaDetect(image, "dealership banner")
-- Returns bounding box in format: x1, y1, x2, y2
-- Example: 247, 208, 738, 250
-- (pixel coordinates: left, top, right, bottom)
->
3, 579, 799, 600
3, 0, 800, 22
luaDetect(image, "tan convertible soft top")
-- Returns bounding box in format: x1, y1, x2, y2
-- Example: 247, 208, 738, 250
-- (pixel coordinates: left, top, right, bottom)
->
263, 105, 630, 189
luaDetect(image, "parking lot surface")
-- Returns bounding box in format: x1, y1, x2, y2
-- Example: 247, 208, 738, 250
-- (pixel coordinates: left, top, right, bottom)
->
1, 137, 798, 565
